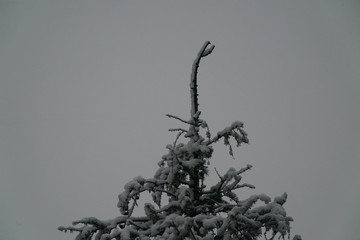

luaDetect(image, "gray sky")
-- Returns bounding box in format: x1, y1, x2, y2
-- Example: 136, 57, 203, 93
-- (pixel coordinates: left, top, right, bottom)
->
1, 1, 359, 240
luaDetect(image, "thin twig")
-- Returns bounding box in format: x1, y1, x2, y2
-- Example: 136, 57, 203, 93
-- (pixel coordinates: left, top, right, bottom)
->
166, 114, 195, 125
214, 167, 223, 181
173, 131, 185, 148
168, 128, 187, 132
128, 197, 138, 218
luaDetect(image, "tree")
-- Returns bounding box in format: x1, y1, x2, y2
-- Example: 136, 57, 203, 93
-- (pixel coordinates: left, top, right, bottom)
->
59, 41, 301, 240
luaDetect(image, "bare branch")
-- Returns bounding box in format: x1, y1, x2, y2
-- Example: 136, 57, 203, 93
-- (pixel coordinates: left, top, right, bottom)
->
214, 167, 223, 181
190, 41, 215, 118
168, 128, 187, 132
166, 114, 195, 125
173, 130, 185, 148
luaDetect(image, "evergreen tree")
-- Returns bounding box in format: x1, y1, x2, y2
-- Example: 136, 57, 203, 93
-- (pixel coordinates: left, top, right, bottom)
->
59, 41, 301, 240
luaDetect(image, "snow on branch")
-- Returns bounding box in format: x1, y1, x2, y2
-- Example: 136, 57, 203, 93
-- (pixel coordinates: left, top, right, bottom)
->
59, 41, 300, 240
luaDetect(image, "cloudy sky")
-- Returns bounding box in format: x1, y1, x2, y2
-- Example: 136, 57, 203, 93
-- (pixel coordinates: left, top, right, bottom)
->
1, 1, 359, 240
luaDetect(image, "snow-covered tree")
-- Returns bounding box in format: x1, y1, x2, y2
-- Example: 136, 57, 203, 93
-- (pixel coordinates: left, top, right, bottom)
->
59, 41, 301, 240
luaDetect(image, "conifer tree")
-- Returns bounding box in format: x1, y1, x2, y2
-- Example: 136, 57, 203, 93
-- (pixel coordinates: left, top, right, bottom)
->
59, 41, 301, 240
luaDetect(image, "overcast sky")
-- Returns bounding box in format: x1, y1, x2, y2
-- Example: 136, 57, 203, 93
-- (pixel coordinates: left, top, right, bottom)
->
1, 1, 360, 240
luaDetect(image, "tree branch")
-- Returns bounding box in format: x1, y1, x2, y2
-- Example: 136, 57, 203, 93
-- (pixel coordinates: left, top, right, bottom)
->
166, 114, 195, 125
190, 41, 215, 120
